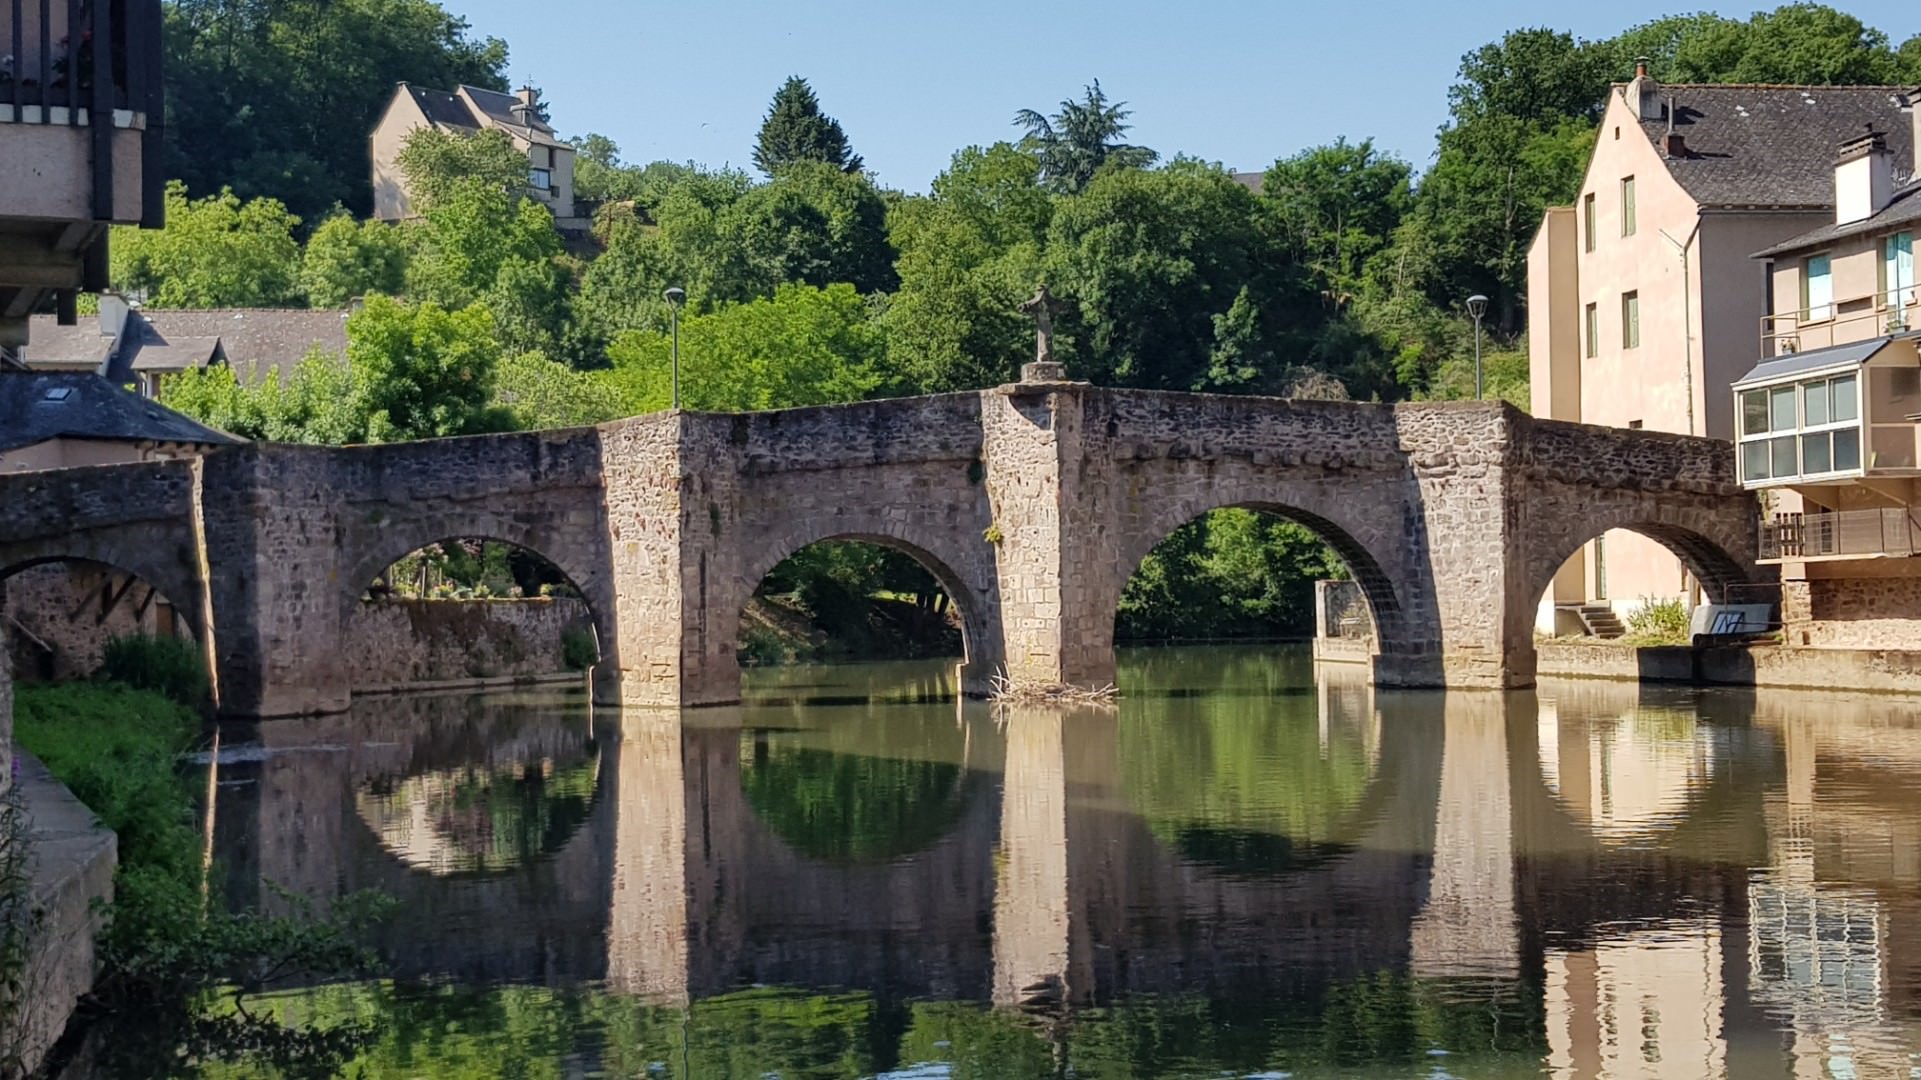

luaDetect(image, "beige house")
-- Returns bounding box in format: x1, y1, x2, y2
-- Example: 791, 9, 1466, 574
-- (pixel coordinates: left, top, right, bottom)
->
1735, 126, 1921, 648
1528, 65, 1917, 635
370, 82, 583, 228
0, 0, 164, 361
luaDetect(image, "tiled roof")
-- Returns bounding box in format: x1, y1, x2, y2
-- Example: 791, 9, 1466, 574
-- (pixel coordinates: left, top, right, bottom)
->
1754, 181, 1921, 257
126, 309, 350, 384
0, 372, 240, 452
18, 319, 115, 370
1638, 85, 1915, 208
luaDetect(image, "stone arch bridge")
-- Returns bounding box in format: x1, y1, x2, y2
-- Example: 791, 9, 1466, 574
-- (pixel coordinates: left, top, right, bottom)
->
0, 381, 1760, 716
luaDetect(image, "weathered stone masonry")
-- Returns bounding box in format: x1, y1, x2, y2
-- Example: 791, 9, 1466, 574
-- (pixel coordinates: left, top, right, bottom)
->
0, 384, 1761, 716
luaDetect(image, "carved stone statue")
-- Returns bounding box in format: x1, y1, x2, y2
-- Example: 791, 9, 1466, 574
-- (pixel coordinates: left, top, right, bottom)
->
1018, 283, 1059, 364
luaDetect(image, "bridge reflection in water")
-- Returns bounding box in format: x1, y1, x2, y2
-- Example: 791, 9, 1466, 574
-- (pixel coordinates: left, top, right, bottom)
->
205, 653, 1921, 1077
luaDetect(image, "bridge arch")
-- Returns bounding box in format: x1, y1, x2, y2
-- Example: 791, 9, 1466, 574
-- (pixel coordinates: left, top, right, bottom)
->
1, 554, 204, 680
1097, 477, 1424, 666
1516, 501, 1758, 650
342, 529, 616, 689
717, 513, 1003, 696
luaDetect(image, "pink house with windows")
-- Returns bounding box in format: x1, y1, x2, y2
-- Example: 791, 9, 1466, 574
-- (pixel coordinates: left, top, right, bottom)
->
1527, 64, 1917, 637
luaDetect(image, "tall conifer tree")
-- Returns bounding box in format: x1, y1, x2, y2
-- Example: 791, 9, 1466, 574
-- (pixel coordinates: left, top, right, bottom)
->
753, 76, 864, 176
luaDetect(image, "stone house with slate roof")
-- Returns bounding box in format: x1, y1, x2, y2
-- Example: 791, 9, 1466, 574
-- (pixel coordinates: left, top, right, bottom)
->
1526, 62, 1918, 636
19, 297, 350, 397
0, 369, 236, 472
370, 82, 584, 229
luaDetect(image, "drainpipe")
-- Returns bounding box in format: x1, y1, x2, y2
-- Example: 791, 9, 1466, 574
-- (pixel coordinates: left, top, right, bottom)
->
1661, 218, 1705, 610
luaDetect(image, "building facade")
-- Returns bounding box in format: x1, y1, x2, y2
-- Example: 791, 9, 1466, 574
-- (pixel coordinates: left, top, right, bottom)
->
370, 82, 582, 229
1735, 126, 1921, 648
1528, 67, 1916, 635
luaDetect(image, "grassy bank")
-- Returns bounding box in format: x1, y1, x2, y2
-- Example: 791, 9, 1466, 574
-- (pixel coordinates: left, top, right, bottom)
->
12, 677, 389, 1076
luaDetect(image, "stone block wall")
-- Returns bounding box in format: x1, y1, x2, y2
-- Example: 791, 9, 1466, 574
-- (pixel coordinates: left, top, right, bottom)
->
4, 561, 189, 681
342, 598, 594, 689
1781, 577, 1921, 648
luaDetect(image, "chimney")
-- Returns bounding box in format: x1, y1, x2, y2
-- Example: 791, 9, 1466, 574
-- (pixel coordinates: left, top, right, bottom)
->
1663, 96, 1686, 157
1628, 56, 1664, 121
1835, 126, 1893, 225
511, 85, 539, 127
97, 293, 129, 339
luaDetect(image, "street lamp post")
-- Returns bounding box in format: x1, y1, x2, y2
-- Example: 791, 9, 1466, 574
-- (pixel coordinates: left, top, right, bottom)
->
1466, 294, 1489, 401
664, 287, 686, 410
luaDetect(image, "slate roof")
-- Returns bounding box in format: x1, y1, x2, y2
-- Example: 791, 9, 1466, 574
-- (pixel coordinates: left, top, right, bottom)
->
18, 320, 116, 370
1732, 335, 1905, 388
125, 309, 349, 384
405, 84, 483, 130
402, 82, 562, 147
1754, 181, 1921, 257
1637, 85, 1915, 209
0, 372, 240, 452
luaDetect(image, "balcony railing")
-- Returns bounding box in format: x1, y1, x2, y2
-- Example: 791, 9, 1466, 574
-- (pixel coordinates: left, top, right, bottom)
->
1761, 290, 1918, 357
2, 0, 163, 224
1760, 507, 1921, 561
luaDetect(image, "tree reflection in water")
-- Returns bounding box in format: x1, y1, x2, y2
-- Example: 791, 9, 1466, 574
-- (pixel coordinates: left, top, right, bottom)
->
739, 729, 980, 863
355, 756, 600, 875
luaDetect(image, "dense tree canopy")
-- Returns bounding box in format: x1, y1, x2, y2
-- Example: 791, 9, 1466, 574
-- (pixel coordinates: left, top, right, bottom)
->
164, 0, 508, 224
1014, 80, 1158, 194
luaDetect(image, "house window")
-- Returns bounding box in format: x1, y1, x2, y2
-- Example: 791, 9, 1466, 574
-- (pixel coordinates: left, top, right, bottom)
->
1622, 291, 1640, 349
1620, 176, 1637, 236
1584, 193, 1596, 253
1885, 232, 1915, 316
529, 167, 553, 193
1803, 254, 1833, 321
1739, 373, 1860, 483
1584, 302, 1599, 358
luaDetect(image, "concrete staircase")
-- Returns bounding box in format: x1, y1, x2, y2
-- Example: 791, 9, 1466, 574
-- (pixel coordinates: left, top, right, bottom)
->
1574, 604, 1626, 639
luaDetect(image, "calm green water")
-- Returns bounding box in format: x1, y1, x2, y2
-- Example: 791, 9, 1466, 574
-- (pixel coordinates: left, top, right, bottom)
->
160, 646, 1921, 1078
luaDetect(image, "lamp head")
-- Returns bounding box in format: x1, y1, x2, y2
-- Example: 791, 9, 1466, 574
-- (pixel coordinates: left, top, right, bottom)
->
663, 286, 687, 307
1466, 294, 1489, 320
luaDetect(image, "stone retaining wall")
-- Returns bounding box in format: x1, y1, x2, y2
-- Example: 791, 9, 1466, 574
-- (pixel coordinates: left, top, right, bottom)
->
4, 562, 190, 681
342, 598, 593, 690
1781, 578, 1921, 649
1537, 640, 1921, 694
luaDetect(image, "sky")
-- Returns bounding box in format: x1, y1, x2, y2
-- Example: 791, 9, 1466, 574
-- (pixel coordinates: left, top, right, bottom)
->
447, 0, 1918, 192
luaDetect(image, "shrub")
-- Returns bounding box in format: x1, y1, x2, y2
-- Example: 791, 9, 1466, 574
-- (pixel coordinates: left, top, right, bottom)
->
98, 634, 210, 707
561, 624, 599, 671
1625, 597, 1691, 645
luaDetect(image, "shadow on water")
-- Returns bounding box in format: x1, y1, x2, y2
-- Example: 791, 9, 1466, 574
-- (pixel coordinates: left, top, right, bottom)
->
73, 644, 1921, 1078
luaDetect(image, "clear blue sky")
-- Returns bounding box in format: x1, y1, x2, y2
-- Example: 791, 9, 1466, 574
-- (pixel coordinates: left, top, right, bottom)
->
447, 0, 1917, 191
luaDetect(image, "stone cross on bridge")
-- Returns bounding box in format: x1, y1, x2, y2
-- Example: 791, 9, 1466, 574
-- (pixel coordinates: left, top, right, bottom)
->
0, 382, 1759, 717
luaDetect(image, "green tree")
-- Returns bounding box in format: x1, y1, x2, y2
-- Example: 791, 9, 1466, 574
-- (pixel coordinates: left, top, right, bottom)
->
1013, 80, 1158, 193
752, 76, 863, 176
163, 0, 508, 223
1044, 162, 1286, 392
1261, 138, 1413, 310
884, 143, 1052, 393
491, 350, 624, 429
161, 349, 367, 444
603, 283, 882, 412
394, 127, 532, 213
110, 182, 304, 308
300, 213, 409, 306
346, 295, 507, 440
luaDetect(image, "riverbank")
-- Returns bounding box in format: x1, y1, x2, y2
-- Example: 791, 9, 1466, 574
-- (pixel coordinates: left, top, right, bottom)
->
1318, 636, 1921, 695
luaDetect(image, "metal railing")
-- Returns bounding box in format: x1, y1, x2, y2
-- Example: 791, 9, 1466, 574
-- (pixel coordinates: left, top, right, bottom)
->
1760, 507, 1921, 560
1761, 290, 1917, 357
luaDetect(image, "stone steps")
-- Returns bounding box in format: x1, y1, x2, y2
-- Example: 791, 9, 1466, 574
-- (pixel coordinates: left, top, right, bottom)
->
1575, 604, 1627, 639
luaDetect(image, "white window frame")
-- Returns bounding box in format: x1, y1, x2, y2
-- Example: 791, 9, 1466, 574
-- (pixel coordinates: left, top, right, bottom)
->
1803, 253, 1834, 323
1738, 371, 1862, 484
1885, 231, 1914, 316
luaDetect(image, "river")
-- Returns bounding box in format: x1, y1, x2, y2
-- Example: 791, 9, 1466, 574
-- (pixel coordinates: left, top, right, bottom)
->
154, 645, 1921, 1077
